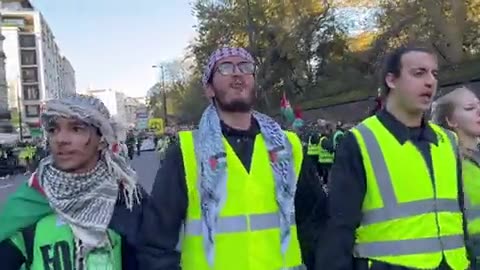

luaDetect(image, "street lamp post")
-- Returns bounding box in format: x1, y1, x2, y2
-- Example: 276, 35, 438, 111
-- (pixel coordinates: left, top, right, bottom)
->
152, 65, 168, 127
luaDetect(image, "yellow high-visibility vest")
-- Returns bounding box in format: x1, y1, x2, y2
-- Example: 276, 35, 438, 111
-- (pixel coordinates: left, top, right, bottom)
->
318, 137, 334, 164
178, 130, 304, 270
307, 136, 320, 156
462, 157, 480, 259
351, 116, 469, 270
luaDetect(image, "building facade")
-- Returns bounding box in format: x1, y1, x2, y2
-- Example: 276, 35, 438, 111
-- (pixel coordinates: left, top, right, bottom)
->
1, 0, 76, 129
124, 96, 141, 128
60, 56, 75, 96
0, 7, 7, 113
0, 1, 15, 133
0, 5, 8, 112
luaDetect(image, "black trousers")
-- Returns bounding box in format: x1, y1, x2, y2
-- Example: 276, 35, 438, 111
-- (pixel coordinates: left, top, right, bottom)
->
316, 162, 332, 183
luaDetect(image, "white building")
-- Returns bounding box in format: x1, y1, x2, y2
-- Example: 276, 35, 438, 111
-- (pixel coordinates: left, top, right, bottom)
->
87, 89, 128, 126
124, 96, 142, 128
0, 3, 8, 114
60, 56, 75, 96
1, 0, 76, 128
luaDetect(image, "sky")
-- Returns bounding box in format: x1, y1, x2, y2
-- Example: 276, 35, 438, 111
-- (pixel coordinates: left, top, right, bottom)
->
30, 0, 197, 97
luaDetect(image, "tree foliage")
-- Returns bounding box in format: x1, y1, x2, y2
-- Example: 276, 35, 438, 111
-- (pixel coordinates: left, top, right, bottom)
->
146, 60, 207, 123
150, 0, 480, 123
189, 0, 350, 113
362, 0, 480, 68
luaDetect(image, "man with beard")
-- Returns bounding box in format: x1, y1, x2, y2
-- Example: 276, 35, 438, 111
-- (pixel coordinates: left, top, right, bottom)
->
138, 47, 327, 270
0, 95, 145, 269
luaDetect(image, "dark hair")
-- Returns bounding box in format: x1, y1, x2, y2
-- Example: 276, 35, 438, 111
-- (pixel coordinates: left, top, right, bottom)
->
381, 46, 436, 95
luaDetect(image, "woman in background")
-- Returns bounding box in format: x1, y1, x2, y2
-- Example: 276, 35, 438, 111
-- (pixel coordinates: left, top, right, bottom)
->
432, 86, 480, 268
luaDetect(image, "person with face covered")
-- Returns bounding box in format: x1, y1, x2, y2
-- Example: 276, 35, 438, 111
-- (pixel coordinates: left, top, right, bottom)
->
317, 46, 470, 270
138, 47, 327, 270
432, 86, 480, 268
0, 94, 146, 270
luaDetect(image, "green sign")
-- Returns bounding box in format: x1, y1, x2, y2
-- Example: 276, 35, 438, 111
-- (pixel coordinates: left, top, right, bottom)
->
30, 128, 43, 138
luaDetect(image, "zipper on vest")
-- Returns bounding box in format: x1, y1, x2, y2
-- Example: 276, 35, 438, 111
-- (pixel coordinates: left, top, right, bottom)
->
416, 144, 445, 256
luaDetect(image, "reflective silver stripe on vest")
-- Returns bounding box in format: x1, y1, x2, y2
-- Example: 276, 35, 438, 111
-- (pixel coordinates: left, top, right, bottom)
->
354, 123, 463, 257
185, 212, 296, 236
466, 205, 480, 221
354, 234, 465, 257
362, 198, 460, 225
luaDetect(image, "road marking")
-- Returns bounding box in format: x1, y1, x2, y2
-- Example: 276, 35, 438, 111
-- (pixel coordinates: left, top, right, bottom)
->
0, 184, 12, 189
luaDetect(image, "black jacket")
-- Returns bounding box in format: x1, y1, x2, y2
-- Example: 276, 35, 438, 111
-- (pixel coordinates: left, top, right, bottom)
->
137, 119, 328, 270
0, 187, 148, 270
315, 110, 467, 270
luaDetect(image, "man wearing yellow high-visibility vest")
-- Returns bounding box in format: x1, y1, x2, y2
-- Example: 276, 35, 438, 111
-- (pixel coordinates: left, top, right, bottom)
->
138, 47, 327, 270
317, 46, 470, 270
307, 133, 321, 161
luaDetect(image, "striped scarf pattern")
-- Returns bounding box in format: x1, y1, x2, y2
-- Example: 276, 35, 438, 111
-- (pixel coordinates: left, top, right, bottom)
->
38, 158, 118, 268
196, 104, 297, 265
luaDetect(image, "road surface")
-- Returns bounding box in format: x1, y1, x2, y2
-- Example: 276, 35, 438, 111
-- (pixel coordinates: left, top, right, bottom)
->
0, 151, 160, 209
130, 151, 160, 192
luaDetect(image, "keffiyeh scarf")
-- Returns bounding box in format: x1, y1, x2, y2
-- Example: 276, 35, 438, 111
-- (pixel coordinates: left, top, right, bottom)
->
37, 158, 117, 268
38, 94, 140, 268
196, 104, 297, 265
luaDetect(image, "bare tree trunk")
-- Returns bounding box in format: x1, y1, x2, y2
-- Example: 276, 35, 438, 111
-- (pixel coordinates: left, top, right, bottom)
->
245, 0, 255, 53
422, 0, 466, 64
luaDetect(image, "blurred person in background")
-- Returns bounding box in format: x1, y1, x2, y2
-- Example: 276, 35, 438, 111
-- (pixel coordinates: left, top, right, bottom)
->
432, 86, 480, 268
126, 130, 136, 160
317, 121, 335, 183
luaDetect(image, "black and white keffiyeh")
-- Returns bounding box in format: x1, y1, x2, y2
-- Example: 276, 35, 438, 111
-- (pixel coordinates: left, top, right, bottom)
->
36, 94, 140, 268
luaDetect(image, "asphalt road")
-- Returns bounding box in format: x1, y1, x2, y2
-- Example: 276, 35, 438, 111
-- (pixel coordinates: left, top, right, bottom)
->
0, 151, 160, 209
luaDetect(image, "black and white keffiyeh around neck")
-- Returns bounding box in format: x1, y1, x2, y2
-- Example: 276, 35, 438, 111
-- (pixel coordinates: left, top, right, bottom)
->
199, 47, 297, 266
36, 94, 140, 268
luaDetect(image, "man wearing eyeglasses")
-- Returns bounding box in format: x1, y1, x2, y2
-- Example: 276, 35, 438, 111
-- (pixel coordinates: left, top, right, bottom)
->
137, 47, 327, 270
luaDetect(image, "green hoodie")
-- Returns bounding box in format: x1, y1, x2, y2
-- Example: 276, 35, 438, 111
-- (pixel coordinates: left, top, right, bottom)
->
0, 181, 52, 242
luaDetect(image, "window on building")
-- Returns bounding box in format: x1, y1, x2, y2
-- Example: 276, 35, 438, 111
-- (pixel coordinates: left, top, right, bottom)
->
22, 68, 38, 83
21, 50, 37, 65
25, 105, 40, 117
23, 85, 40, 100
19, 34, 36, 47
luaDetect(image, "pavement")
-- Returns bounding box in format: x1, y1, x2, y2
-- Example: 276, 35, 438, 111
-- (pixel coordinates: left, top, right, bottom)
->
0, 151, 160, 209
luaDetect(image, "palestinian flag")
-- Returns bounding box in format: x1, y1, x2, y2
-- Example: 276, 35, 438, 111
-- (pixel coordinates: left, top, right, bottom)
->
0, 173, 52, 242
280, 92, 294, 124
292, 105, 304, 130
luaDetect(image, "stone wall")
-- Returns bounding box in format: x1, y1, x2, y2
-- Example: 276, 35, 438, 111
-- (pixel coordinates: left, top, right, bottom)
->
300, 80, 480, 124
439, 80, 480, 95
302, 98, 375, 123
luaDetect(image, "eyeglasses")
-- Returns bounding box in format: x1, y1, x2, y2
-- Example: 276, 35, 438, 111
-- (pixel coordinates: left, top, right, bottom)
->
215, 61, 255, 76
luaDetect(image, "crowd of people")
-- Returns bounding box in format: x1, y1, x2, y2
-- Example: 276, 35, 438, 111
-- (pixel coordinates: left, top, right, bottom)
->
0, 44, 478, 270
0, 140, 48, 177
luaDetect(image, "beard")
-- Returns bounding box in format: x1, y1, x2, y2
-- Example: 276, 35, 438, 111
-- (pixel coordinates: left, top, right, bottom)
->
212, 84, 255, 113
